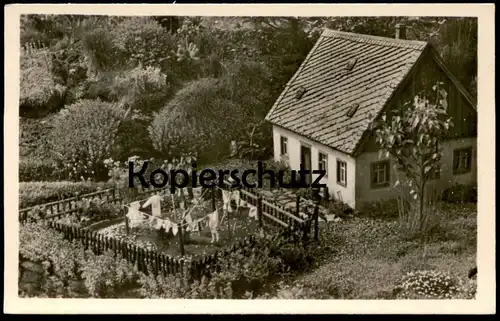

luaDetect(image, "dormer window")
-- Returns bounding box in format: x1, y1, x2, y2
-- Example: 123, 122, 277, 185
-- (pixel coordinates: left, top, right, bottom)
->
295, 86, 306, 99
346, 58, 358, 71
346, 103, 359, 117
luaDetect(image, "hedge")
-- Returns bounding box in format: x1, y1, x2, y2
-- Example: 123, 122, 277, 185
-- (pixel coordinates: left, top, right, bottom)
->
19, 181, 115, 209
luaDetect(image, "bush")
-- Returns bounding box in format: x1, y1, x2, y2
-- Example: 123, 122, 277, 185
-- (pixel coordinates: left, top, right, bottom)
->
393, 270, 473, 299
148, 77, 240, 162
358, 199, 400, 219
111, 17, 176, 70
19, 181, 114, 209
48, 99, 126, 181
19, 158, 64, 182
110, 65, 172, 115
81, 250, 140, 298
19, 221, 142, 298
443, 183, 477, 203
20, 48, 66, 117
19, 117, 53, 158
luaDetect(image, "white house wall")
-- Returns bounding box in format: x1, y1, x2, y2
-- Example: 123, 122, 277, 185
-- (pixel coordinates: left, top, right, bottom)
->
272, 125, 357, 208
355, 137, 477, 207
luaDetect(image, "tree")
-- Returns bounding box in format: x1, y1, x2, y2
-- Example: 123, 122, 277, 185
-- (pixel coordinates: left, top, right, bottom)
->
375, 82, 453, 237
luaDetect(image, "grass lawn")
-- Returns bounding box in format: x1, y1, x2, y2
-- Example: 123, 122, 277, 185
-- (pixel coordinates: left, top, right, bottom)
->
287, 202, 477, 299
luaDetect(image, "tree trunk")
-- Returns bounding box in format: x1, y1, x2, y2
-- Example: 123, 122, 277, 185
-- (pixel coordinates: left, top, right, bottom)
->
419, 177, 426, 235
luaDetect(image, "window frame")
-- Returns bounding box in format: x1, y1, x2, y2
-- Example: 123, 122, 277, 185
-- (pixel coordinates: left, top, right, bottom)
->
453, 147, 473, 175
370, 160, 390, 189
336, 159, 347, 187
280, 136, 288, 157
318, 151, 328, 177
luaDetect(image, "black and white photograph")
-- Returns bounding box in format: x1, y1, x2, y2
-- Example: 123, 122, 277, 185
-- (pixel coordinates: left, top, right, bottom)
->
4, 3, 496, 315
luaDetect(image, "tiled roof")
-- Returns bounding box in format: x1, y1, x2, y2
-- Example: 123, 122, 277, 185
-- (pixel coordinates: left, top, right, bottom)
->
265, 29, 428, 155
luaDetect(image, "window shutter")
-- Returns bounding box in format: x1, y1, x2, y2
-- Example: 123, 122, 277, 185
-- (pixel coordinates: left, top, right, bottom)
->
336, 161, 340, 182
466, 149, 472, 170
385, 161, 390, 183
453, 150, 460, 172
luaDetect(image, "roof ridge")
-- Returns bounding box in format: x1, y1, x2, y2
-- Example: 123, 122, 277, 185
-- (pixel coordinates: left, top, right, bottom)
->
322, 28, 428, 49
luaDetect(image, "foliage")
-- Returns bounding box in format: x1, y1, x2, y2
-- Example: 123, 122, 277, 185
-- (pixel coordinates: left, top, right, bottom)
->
137, 230, 317, 299
375, 82, 453, 236
19, 221, 142, 298
359, 199, 400, 219
48, 99, 125, 181
20, 48, 66, 115
148, 77, 239, 162
109, 65, 171, 115
55, 200, 122, 227
138, 274, 217, 299
393, 270, 473, 299
19, 181, 113, 209
442, 183, 477, 203
110, 17, 176, 70
19, 117, 54, 158
81, 250, 140, 298
19, 158, 64, 182
286, 204, 476, 299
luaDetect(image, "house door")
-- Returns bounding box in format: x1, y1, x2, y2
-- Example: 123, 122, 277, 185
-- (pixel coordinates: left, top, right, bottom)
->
300, 144, 312, 186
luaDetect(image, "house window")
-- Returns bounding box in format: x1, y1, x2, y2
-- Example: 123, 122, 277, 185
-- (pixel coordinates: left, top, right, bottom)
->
336, 159, 347, 186
453, 147, 472, 174
280, 136, 288, 156
318, 152, 328, 176
371, 160, 390, 188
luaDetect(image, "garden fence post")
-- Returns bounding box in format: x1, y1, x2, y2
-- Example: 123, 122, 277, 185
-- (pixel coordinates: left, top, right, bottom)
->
295, 195, 300, 217
257, 196, 263, 228
178, 223, 185, 256
124, 208, 130, 235
75, 192, 80, 213
211, 188, 216, 211
313, 204, 319, 241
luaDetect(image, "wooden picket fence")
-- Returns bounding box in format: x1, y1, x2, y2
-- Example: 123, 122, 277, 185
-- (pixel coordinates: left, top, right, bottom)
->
19, 186, 168, 223
223, 181, 317, 239
19, 183, 318, 280
47, 220, 257, 280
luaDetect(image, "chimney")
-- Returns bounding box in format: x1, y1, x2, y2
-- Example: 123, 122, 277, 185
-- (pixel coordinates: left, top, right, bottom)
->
395, 23, 406, 40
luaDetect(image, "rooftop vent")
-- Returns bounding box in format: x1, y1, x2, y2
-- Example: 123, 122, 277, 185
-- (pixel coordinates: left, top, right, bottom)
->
346, 103, 360, 118
295, 86, 306, 99
345, 58, 358, 71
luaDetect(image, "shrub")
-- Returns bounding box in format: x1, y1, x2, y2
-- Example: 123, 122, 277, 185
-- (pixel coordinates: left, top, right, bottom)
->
393, 270, 471, 299
20, 48, 66, 116
138, 273, 218, 299
19, 181, 114, 209
358, 199, 400, 219
19, 158, 64, 182
265, 281, 327, 299
110, 65, 172, 115
19, 221, 142, 298
19, 117, 53, 158
81, 250, 140, 298
111, 17, 176, 70
443, 183, 477, 203
48, 99, 125, 181
148, 77, 240, 162
54, 201, 122, 228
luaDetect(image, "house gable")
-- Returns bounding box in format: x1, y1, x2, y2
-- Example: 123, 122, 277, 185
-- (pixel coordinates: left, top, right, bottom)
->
354, 45, 478, 155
